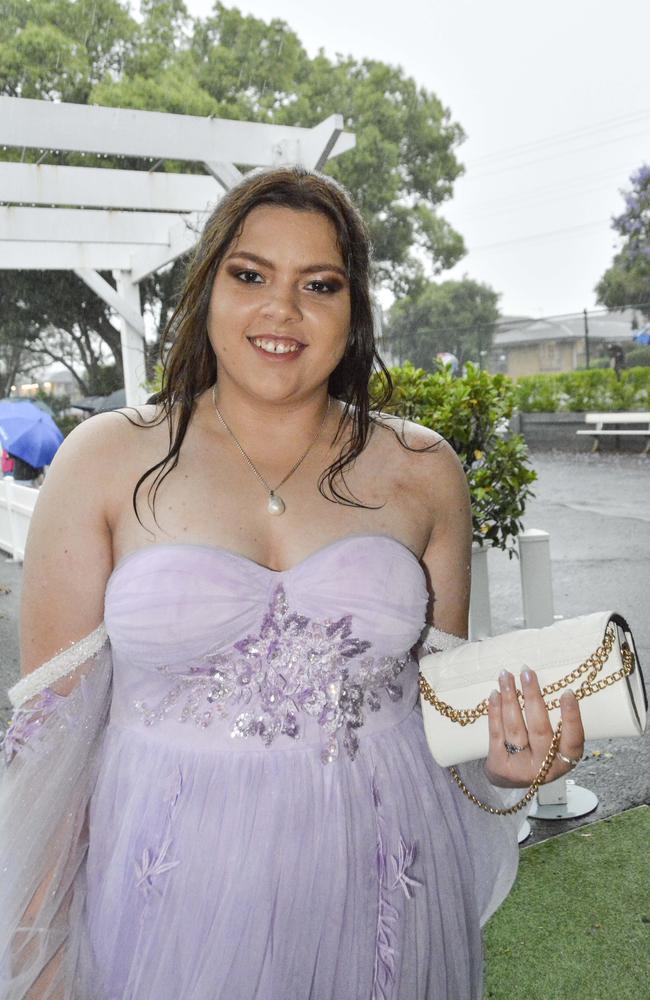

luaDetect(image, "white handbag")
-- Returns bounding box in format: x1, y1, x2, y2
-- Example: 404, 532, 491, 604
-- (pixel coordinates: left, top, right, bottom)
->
419, 611, 646, 771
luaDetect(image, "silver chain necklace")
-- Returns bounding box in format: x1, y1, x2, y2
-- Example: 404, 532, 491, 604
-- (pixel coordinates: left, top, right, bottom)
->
212, 385, 331, 515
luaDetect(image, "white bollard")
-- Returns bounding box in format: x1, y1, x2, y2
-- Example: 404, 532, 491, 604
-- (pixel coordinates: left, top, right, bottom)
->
518, 529, 599, 822
518, 528, 554, 628
469, 544, 492, 640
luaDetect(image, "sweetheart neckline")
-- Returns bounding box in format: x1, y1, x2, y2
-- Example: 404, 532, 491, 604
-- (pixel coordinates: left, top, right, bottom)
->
107, 533, 425, 588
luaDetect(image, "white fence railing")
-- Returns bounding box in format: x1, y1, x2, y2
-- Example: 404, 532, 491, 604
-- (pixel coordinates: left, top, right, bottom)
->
0, 476, 39, 561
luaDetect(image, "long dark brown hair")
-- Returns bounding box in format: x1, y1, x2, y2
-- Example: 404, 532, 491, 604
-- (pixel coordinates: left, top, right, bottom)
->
119, 164, 403, 529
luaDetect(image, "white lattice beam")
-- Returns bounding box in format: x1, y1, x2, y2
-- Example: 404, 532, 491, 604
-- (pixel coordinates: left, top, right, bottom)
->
74, 269, 145, 336
0, 242, 134, 269
0, 162, 220, 211
1, 207, 189, 245
0, 97, 355, 166
129, 210, 210, 284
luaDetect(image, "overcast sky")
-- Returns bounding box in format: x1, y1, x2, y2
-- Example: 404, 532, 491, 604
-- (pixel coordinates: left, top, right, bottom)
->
182, 0, 650, 320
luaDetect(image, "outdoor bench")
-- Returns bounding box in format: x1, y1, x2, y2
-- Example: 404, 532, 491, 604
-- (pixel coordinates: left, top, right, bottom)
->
576, 412, 650, 454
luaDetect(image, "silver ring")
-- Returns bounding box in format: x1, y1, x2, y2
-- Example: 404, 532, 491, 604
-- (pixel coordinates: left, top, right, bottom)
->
556, 749, 581, 768
504, 740, 529, 755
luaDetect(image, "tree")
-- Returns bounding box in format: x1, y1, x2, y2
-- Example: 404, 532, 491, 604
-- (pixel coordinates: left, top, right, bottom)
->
0, 272, 124, 395
1, 0, 469, 392
596, 164, 650, 320
384, 277, 500, 370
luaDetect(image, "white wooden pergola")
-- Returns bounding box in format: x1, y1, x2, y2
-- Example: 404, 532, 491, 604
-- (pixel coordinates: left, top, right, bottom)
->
0, 97, 355, 404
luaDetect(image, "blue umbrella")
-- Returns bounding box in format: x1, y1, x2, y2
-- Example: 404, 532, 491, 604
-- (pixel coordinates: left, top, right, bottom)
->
633, 330, 650, 345
0, 400, 64, 467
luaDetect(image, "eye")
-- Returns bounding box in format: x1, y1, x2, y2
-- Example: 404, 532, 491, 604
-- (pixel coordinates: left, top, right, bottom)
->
306, 279, 341, 294
234, 269, 264, 284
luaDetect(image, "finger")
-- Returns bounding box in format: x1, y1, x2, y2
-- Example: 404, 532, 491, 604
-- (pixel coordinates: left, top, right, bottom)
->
558, 689, 585, 763
498, 670, 529, 751
486, 687, 505, 750
520, 668, 554, 752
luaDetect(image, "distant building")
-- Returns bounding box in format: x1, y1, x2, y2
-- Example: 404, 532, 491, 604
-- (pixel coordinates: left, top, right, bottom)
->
490, 310, 638, 377
13, 367, 78, 399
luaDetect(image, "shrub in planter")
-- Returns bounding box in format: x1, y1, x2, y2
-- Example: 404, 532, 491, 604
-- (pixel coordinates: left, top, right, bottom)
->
370, 362, 537, 556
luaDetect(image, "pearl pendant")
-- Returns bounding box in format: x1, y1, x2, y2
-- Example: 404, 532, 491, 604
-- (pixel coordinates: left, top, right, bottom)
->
267, 492, 286, 516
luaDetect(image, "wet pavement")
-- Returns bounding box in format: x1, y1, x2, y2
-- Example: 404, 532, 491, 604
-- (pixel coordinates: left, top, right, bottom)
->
1, 449, 648, 847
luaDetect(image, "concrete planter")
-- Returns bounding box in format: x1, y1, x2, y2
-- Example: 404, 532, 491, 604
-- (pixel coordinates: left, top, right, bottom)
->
509, 411, 647, 452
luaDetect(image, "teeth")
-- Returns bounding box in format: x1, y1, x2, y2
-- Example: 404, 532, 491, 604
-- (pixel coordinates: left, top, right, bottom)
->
251, 338, 301, 354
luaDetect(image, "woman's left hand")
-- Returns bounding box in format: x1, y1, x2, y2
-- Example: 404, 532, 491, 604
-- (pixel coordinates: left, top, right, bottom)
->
483, 668, 585, 787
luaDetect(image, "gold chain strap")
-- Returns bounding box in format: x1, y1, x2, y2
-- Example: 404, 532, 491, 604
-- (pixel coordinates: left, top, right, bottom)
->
418, 625, 636, 814
419, 626, 634, 726
449, 723, 563, 816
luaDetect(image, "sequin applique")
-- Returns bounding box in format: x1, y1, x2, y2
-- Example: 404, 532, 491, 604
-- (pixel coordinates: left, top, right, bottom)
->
133, 584, 409, 764
1, 688, 65, 767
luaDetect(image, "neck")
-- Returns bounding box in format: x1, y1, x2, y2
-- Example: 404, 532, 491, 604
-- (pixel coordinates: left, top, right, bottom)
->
209, 383, 336, 447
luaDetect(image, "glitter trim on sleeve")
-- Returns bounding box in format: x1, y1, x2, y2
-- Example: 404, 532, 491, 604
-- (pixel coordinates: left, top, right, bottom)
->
417, 625, 466, 656
8, 622, 109, 710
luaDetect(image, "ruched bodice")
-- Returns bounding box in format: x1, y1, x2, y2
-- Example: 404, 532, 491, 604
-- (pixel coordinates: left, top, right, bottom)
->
104, 534, 429, 760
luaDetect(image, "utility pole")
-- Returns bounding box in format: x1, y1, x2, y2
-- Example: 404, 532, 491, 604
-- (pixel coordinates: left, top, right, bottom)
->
583, 308, 590, 369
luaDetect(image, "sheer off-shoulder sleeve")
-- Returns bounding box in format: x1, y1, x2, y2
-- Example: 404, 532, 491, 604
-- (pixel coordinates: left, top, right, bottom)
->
415, 624, 531, 924
0, 626, 113, 999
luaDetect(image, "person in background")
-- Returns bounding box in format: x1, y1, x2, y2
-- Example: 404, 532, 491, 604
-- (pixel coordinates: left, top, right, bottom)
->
8, 453, 44, 487
1, 449, 14, 477
606, 342, 625, 380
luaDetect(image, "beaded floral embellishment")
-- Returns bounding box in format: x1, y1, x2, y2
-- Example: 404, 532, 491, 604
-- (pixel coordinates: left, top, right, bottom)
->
134, 583, 409, 764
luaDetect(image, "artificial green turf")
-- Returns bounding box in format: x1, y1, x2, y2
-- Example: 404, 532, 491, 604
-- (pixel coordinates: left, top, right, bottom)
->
483, 806, 650, 1000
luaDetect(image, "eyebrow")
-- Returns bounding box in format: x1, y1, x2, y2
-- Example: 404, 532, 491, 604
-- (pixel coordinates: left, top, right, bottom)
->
225, 251, 348, 279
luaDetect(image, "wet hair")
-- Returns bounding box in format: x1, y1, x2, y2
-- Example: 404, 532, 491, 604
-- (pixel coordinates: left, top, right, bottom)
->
118, 164, 410, 529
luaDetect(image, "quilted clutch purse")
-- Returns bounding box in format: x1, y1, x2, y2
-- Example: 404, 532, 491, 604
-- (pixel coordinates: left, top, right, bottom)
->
419, 611, 647, 770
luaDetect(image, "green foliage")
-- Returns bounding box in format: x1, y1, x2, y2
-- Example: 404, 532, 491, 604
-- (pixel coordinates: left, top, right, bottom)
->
0, 0, 134, 103
624, 345, 650, 367
596, 164, 650, 320
513, 367, 650, 412
385, 277, 500, 367
369, 362, 536, 555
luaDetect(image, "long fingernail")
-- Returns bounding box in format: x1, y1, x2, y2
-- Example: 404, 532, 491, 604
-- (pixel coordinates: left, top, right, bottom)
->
489, 689, 500, 705
499, 670, 509, 686
522, 669, 533, 684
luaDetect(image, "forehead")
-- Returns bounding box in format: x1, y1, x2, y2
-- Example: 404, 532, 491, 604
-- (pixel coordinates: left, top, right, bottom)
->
229, 204, 344, 262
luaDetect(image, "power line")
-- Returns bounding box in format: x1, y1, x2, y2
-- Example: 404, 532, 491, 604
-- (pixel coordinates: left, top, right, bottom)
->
384, 303, 650, 340
465, 107, 650, 169
469, 219, 609, 253
465, 126, 650, 181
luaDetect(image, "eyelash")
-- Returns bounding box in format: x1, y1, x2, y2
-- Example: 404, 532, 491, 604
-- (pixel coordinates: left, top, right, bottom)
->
232, 269, 341, 294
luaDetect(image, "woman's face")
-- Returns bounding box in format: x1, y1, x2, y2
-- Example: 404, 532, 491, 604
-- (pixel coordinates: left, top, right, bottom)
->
206, 204, 352, 404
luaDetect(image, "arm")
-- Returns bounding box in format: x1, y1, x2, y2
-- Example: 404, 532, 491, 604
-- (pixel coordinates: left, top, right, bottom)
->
414, 434, 585, 791
3, 413, 121, 999
417, 437, 472, 645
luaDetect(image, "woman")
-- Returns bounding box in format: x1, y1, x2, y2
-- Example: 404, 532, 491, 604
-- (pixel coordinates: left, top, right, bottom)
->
1, 166, 585, 999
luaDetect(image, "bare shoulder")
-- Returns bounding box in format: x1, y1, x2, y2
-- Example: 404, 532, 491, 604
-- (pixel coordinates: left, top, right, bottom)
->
370, 410, 467, 503
54, 403, 165, 470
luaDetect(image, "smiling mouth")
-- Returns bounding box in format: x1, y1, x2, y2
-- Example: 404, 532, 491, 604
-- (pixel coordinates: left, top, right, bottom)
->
247, 336, 306, 355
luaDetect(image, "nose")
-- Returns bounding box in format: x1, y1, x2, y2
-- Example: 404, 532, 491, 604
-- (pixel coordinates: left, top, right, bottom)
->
260, 280, 303, 324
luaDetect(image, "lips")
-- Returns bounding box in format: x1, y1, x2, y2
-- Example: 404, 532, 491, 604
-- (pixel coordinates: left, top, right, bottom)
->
247, 335, 306, 348
247, 335, 307, 361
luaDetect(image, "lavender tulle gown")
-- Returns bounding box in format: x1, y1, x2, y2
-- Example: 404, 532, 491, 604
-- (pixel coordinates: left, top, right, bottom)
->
6, 534, 522, 999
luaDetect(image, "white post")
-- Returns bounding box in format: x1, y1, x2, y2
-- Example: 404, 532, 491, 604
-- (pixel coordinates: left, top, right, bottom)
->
469, 543, 492, 640
518, 528, 554, 628
113, 271, 148, 407
519, 529, 599, 820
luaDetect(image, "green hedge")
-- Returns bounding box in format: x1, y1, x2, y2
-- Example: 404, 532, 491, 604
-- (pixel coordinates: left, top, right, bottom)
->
513, 367, 650, 412
370, 362, 536, 555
